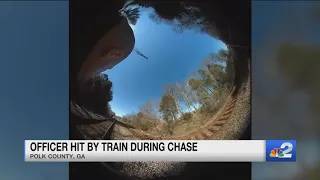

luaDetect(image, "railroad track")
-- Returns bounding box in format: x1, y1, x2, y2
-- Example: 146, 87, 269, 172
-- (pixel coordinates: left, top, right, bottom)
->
72, 72, 250, 142
112, 60, 250, 141
126, 90, 238, 140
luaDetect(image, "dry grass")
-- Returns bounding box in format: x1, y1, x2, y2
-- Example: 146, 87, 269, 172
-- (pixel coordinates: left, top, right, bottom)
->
117, 78, 234, 137
120, 96, 229, 137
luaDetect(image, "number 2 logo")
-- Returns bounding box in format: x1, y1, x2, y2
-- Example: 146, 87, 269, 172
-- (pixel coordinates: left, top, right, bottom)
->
279, 142, 293, 158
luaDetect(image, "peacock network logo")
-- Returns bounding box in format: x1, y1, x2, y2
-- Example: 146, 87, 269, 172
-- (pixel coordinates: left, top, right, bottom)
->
270, 148, 285, 158
266, 140, 296, 162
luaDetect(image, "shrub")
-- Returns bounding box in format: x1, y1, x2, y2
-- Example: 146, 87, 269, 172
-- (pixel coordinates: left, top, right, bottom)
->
180, 112, 193, 121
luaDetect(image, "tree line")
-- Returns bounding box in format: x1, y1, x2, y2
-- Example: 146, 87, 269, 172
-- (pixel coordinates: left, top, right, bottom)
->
120, 49, 234, 134
79, 49, 234, 135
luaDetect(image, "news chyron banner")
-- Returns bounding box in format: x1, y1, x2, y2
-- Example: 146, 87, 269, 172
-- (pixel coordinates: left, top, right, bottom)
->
24, 140, 296, 162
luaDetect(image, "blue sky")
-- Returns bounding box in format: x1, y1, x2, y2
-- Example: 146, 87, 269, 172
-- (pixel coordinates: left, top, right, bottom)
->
104, 8, 227, 116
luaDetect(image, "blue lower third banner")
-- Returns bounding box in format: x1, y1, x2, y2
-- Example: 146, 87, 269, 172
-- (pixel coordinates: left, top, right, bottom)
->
266, 140, 296, 162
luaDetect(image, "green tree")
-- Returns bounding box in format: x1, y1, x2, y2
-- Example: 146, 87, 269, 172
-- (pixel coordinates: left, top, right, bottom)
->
217, 49, 234, 86
204, 49, 234, 88
159, 93, 180, 121
188, 77, 212, 110
188, 77, 211, 96
197, 68, 216, 90
80, 74, 114, 116
206, 64, 225, 87
206, 49, 229, 64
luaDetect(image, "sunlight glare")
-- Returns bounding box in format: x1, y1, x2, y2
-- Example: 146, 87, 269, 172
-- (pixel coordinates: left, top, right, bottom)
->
129, 24, 135, 31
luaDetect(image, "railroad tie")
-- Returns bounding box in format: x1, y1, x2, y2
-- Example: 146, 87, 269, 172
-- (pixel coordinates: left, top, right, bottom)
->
212, 121, 226, 126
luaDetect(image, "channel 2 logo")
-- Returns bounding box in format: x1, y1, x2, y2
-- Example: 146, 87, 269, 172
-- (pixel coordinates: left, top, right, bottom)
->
266, 140, 296, 162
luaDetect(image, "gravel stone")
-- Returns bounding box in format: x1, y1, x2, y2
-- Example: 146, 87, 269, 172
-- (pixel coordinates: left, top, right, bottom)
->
113, 161, 186, 179
214, 74, 251, 140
